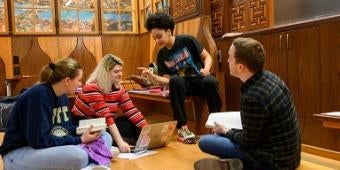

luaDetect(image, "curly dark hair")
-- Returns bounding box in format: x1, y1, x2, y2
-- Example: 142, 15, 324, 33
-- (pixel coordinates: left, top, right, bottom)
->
145, 12, 175, 33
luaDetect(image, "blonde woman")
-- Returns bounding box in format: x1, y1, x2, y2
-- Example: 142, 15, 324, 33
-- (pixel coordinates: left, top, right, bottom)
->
73, 54, 148, 153
0, 58, 112, 169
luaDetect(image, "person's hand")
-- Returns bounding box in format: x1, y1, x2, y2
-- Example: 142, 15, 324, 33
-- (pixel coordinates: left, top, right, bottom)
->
80, 125, 101, 144
200, 68, 210, 77
213, 122, 230, 135
137, 67, 153, 78
117, 140, 131, 153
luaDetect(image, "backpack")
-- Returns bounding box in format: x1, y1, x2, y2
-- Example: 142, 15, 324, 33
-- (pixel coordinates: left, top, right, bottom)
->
0, 96, 17, 132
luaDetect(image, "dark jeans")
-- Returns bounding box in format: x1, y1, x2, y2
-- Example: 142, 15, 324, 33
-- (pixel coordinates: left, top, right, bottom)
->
111, 116, 141, 146
199, 134, 262, 170
169, 75, 222, 129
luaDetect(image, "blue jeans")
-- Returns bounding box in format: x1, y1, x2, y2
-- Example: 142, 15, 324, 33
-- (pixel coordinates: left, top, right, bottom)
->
3, 132, 112, 170
198, 134, 247, 159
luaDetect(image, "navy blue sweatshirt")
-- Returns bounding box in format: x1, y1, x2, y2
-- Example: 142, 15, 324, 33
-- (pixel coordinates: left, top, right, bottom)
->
0, 83, 81, 157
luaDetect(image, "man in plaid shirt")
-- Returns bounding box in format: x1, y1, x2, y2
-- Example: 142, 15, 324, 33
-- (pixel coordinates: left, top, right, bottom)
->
198, 37, 301, 169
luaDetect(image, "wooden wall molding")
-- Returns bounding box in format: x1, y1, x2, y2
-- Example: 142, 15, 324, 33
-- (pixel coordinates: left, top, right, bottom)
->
302, 144, 340, 161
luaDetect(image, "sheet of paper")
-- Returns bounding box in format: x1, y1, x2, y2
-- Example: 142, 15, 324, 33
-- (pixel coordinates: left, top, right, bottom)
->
322, 112, 340, 117
205, 111, 242, 129
117, 150, 157, 160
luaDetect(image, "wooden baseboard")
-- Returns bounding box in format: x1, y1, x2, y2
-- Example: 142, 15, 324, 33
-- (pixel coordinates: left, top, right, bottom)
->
302, 144, 340, 161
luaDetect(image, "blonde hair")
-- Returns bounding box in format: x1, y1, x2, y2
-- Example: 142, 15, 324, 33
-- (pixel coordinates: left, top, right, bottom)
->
87, 54, 124, 93
40, 58, 81, 84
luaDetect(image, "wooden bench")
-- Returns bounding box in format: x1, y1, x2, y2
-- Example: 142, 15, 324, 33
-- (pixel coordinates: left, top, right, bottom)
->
128, 91, 210, 134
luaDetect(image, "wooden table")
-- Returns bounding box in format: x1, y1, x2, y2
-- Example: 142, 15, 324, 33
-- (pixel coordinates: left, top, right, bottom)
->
314, 112, 340, 130
128, 91, 209, 134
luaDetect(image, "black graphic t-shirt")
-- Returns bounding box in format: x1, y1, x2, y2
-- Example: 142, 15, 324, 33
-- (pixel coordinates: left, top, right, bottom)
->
157, 35, 204, 77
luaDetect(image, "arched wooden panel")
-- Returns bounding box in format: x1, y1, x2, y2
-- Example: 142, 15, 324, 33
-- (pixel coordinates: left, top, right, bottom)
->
12, 37, 52, 95
102, 35, 142, 79
68, 37, 97, 83
83, 36, 103, 62
58, 37, 77, 59
0, 37, 13, 79
12, 37, 32, 61
38, 37, 58, 62
0, 58, 6, 96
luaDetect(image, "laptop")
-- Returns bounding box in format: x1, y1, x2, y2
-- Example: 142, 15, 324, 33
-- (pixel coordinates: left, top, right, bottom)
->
131, 121, 177, 153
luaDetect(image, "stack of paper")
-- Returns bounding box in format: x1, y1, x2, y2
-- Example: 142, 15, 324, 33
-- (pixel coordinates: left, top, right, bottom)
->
205, 111, 242, 129
76, 118, 106, 135
117, 150, 157, 160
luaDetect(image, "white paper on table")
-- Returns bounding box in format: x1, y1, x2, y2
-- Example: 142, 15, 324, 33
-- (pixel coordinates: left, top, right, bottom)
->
117, 150, 157, 160
205, 111, 242, 129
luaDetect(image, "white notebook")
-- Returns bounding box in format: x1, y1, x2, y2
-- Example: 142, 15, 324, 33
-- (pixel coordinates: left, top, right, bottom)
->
205, 111, 242, 129
76, 118, 107, 135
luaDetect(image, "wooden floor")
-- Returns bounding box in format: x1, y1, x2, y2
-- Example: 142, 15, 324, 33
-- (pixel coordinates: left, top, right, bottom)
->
1, 130, 340, 169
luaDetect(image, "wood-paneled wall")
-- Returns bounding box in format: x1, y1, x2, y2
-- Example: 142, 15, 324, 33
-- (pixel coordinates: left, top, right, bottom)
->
1, 32, 188, 96
102, 34, 147, 79
2, 36, 103, 95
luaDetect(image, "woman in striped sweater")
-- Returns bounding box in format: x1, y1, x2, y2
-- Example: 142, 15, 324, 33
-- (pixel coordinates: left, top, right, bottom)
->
72, 54, 148, 153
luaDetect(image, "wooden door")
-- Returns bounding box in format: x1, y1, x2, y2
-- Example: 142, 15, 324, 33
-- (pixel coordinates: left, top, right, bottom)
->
286, 26, 326, 147
320, 22, 340, 111
286, 27, 320, 121
260, 32, 288, 83
319, 22, 340, 151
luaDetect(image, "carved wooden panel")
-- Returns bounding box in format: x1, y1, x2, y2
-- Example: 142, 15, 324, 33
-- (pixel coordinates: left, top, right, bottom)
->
38, 37, 58, 62
102, 35, 143, 79
249, 0, 269, 30
12, 37, 52, 95
83, 36, 103, 62
171, 0, 200, 22
68, 37, 97, 83
230, 0, 247, 32
58, 37, 77, 59
211, 0, 229, 37
211, 0, 223, 36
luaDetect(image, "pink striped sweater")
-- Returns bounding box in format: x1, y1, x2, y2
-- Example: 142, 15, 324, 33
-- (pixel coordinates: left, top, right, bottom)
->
72, 83, 147, 128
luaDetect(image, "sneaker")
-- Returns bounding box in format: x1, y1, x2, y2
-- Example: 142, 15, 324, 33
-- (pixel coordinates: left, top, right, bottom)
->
177, 128, 197, 144
111, 146, 120, 158
194, 158, 243, 170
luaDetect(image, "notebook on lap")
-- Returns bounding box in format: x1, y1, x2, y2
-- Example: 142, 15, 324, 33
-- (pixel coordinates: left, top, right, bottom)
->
131, 121, 177, 153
